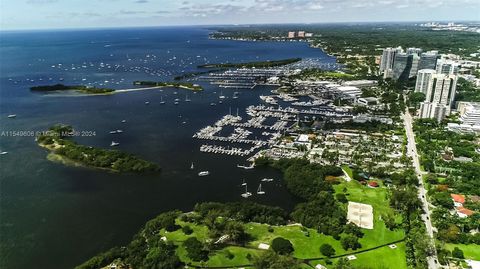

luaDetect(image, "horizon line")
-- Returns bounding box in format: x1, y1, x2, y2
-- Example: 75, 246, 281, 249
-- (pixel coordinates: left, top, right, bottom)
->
1, 19, 479, 33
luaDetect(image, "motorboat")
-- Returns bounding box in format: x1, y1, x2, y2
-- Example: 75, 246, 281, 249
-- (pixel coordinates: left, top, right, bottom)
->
198, 171, 209, 176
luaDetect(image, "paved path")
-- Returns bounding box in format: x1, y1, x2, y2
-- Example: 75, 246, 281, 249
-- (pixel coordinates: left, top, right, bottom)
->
403, 110, 439, 269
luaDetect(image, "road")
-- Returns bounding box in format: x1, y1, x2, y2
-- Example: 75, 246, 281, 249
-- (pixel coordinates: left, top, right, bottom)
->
403, 111, 439, 269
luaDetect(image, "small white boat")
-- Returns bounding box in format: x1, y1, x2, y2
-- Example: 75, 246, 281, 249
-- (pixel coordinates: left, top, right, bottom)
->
109, 130, 123, 134
261, 178, 274, 182
210, 103, 216, 106
110, 141, 120, 147
160, 96, 166, 104
174, 102, 179, 105
0, 151, 8, 155
237, 164, 254, 170
257, 184, 265, 195
121, 120, 127, 123
7, 114, 16, 118
145, 101, 150, 105
190, 162, 194, 170
241, 179, 247, 186
198, 171, 209, 176
241, 184, 252, 198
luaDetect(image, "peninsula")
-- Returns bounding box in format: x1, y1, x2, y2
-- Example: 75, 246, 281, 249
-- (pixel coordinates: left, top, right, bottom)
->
37, 124, 160, 173
133, 81, 203, 91
30, 84, 115, 94
198, 58, 302, 69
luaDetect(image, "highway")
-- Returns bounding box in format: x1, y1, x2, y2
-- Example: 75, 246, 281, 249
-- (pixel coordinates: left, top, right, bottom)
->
403, 111, 440, 269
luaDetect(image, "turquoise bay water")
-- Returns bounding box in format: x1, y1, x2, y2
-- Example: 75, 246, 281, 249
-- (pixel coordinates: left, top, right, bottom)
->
0, 26, 335, 269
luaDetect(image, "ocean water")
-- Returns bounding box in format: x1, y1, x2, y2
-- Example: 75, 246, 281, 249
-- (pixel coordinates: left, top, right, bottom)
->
0, 26, 336, 269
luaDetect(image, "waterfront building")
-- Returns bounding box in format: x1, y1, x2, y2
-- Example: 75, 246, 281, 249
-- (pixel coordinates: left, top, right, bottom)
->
287, 32, 295, 38
419, 74, 457, 121
297, 31, 305, 38
415, 69, 437, 95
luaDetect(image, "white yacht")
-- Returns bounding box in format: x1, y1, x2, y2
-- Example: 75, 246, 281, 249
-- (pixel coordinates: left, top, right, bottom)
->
7, 114, 16, 118
110, 141, 120, 147
198, 171, 209, 176
0, 151, 8, 155
237, 163, 254, 170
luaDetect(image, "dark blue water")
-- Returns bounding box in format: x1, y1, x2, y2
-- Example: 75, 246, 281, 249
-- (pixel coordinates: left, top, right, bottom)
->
0, 26, 336, 269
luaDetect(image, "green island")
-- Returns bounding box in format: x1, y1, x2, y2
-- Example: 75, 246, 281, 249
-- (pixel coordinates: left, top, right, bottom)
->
173, 69, 223, 80
37, 124, 160, 173
76, 159, 412, 269
133, 81, 203, 91
198, 58, 302, 69
30, 84, 115, 94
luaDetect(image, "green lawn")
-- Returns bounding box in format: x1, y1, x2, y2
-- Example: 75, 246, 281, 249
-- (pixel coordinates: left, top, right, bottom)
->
311, 242, 407, 269
342, 165, 354, 180
445, 243, 480, 260
333, 180, 405, 249
246, 223, 346, 258
158, 180, 406, 268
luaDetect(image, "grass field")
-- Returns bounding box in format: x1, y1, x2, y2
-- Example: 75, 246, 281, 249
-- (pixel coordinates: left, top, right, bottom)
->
334, 180, 405, 248
445, 243, 480, 260
158, 179, 406, 268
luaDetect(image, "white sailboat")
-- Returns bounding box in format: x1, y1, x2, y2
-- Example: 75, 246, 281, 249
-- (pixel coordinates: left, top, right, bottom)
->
241, 184, 252, 198
190, 162, 194, 169
160, 96, 166, 104
185, 94, 191, 102
257, 184, 265, 195
110, 141, 120, 146
241, 179, 247, 186
219, 91, 225, 99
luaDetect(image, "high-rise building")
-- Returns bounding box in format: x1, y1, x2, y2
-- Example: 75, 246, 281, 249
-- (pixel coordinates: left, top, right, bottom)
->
297, 31, 305, 38
392, 53, 413, 80
418, 51, 439, 70
458, 102, 480, 126
419, 74, 458, 122
436, 58, 460, 75
287, 32, 295, 38
409, 54, 421, 78
406, 47, 423, 56
380, 47, 403, 73
415, 69, 437, 94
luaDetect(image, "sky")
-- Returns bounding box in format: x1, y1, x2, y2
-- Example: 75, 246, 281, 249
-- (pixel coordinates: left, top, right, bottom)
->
1, 0, 479, 30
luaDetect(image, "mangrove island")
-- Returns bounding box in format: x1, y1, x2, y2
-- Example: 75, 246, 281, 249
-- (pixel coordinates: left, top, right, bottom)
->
133, 81, 203, 91
197, 58, 302, 69
37, 124, 160, 173
30, 84, 115, 94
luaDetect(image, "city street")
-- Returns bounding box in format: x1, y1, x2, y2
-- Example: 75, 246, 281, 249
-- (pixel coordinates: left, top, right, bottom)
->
403, 111, 439, 269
